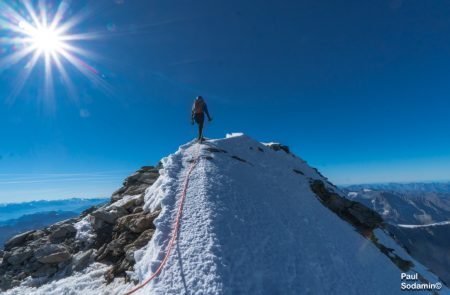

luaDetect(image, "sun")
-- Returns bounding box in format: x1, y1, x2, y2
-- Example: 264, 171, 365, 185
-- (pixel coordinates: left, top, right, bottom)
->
17, 18, 66, 56
0, 0, 105, 105
31, 27, 63, 54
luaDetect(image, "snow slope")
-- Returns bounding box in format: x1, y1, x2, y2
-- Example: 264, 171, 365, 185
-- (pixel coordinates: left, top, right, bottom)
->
4, 263, 130, 295
4, 134, 447, 294
129, 134, 446, 294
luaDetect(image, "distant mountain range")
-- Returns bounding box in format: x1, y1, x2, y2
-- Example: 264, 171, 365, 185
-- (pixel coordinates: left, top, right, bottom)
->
344, 181, 450, 194
0, 198, 108, 247
341, 184, 450, 285
342, 188, 450, 225
0, 198, 108, 222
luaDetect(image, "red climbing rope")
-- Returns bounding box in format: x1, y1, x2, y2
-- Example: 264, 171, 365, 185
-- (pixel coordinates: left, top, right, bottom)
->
124, 149, 200, 295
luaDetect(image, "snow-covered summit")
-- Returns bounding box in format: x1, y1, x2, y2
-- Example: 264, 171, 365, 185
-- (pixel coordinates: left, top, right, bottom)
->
2, 134, 447, 294
132, 133, 445, 294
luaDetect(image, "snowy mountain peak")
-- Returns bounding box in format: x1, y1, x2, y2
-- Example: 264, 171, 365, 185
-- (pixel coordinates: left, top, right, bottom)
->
133, 134, 445, 294
1, 134, 447, 294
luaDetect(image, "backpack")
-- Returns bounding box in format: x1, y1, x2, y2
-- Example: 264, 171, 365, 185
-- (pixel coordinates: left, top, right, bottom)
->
193, 99, 205, 114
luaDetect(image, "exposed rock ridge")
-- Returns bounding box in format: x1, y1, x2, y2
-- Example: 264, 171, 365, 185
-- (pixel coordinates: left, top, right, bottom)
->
0, 165, 161, 291
310, 180, 437, 288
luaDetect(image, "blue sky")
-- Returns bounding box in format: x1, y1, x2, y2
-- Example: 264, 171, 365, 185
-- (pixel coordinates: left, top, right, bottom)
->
1, 0, 450, 202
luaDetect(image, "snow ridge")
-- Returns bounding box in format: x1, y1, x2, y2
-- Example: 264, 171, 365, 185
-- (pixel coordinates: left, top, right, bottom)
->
127, 134, 446, 294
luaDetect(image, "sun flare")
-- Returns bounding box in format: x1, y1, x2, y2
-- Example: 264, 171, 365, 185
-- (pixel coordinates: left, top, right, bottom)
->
0, 0, 104, 104
30, 27, 63, 54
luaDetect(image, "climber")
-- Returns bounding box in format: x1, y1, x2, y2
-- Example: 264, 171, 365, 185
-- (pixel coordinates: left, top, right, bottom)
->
191, 96, 212, 142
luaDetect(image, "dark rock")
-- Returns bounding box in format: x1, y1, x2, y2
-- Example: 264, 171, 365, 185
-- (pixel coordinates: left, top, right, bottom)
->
105, 259, 132, 283
97, 231, 138, 262
7, 247, 33, 266
129, 211, 158, 233
205, 147, 227, 153
0, 275, 19, 291
71, 249, 93, 271
348, 203, 383, 229
97, 223, 157, 281
231, 155, 248, 163
133, 229, 155, 249
111, 166, 160, 202
35, 244, 71, 264
10, 280, 21, 289
93, 216, 106, 231
50, 224, 76, 242
92, 206, 128, 225
32, 264, 58, 278
266, 143, 290, 154
121, 229, 155, 264
93, 223, 114, 249
313, 167, 327, 179
116, 211, 158, 234
124, 245, 136, 262
370, 234, 414, 273
4, 230, 35, 251
293, 169, 304, 175
310, 180, 383, 230
134, 196, 144, 207
2, 251, 11, 264
132, 207, 144, 214
29, 230, 46, 240
80, 203, 107, 218
24, 260, 43, 273
119, 198, 138, 212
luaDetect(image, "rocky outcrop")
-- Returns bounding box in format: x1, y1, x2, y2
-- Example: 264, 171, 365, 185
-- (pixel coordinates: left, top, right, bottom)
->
115, 210, 159, 234
0, 219, 78, 291
310, 180, 383, 231
310, 180, 418, 276
265, 143, 291, 154
4, 230, 36, 251
95, 208, 160, 282
35, 244, 71, 264
0, 165, 162, 292
111, 166, 160, 202
49, 224, 77, 243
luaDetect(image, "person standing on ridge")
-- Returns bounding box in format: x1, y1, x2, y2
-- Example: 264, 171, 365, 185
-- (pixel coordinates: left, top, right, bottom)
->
191, 96, 212, 142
